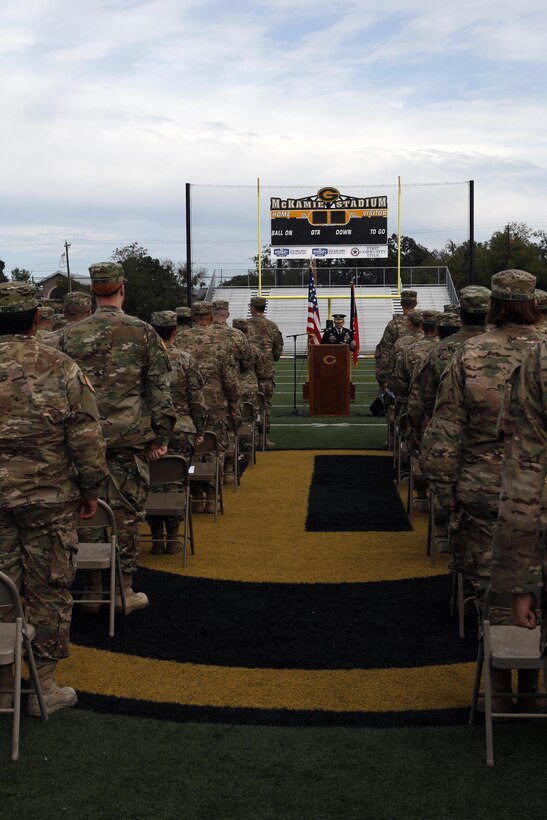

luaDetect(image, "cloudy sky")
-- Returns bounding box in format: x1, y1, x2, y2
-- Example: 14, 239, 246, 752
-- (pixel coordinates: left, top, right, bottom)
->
1, 0, 546, 280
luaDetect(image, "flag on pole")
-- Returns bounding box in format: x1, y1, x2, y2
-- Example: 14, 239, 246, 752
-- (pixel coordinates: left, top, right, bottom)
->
307, 264, 322, 345
349, 281, 360, 366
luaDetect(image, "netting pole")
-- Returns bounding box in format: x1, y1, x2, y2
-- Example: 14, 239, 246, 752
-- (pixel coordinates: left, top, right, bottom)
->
397, 176, 401, 295
185, 183, 193, 307
257, 177, 262, 296
469, 180, 475, 285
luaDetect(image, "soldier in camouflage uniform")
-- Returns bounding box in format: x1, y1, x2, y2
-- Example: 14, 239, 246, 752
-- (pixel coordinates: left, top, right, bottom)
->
59, 262, 176, 613
174, 305, 193, 349
387, 310, 439, 404
384, 309, 424, 399
212, 300, 252, 483
147, 310, 207, 553
491, 338, 547, 636
422, 270, 544, 708
246, 295, 283, 448
232, 318, 265, 412
46, 291, 93, 349
534, 288, 547, 321
407, 287, 490, 449
375, 289, 418, 388
183, 301, 240, 513
0, 282, 109, 716
35, 305, 54, 341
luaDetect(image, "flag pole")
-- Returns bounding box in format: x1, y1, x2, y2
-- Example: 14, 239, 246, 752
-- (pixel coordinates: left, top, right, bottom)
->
257, 177, 262, 296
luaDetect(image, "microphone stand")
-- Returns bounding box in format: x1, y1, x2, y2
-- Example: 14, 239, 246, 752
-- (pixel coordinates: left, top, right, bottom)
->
280, 333, 309, 417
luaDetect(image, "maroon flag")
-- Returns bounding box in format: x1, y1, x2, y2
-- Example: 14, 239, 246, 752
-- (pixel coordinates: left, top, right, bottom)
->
307, 266, 322, 344
350, 282, 360, 366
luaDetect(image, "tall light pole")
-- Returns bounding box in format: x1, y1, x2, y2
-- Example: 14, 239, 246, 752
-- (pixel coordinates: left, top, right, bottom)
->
64, 241, 72, 292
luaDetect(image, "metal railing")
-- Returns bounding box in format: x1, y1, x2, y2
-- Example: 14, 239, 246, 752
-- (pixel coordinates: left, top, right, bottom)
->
211, 266, 457, 293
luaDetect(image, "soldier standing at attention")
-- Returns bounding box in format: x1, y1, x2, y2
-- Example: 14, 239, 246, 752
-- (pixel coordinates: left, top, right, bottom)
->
212, 299, 251, 484
59, 262, 175, 613
0, 282, 109, 716
35, 305, 55, 340
422, 270, 544, 709
147, 310, 207, 553
183, 301, 240, 512
46, 291, 93, 349
246, 295, 283, 449
174, 305, 193, 349
375, 288, 418, 389
491, 338, 547, 634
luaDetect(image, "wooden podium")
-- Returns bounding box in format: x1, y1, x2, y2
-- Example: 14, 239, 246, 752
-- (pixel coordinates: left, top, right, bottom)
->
308, 344, 350, 416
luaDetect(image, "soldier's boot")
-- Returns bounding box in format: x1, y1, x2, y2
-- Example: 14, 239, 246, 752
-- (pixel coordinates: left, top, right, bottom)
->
516, 668, 544, 713
223, 459, 235, 485
265, 437, 276, 450
27, 662, 77, 717
82, 569, 103, 614
115, 573, 149, 615
0, 664, 14, 709
191, 492, 206, 514
205, 489, 219, 514
148, 517, 165, 555
165, 524, 182, 555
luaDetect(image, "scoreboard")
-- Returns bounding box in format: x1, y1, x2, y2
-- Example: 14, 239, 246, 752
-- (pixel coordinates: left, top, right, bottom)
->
270, 187, 388, 260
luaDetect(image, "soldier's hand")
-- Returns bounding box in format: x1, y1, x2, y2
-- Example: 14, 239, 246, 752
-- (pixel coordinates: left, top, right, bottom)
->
512, 593, 537, 629
78, 499, 98, 519
147, 444, 168, 462
196, 434, 205, 445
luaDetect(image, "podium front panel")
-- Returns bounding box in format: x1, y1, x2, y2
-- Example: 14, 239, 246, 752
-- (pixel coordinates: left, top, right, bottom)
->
309, 345, 350, 416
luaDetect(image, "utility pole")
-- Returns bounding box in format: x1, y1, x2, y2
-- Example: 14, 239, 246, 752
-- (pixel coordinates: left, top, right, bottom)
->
64, 241, 72, 292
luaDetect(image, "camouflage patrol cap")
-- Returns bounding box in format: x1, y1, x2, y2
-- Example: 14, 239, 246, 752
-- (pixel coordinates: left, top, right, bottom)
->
422, 310, 441, 325
250, 296, 267, 310
176, 306, 192, 318
64, 291, 92, 314
232, 318, 247, 331
400, 289, 417, 305
38, 305, 55, 319
151, 310, 177, 327
192, 300, 213, 316
459, 286, 491, 313
89, 261, 126, 293
438, 312, 462, 328
408, 308, 423, 324
534, 289, 547, 312
0, 282, 38, 313
212, 300, 229, 312
491, 269, 536, 301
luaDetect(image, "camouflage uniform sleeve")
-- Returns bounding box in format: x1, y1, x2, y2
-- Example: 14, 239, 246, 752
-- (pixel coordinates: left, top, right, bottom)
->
491, 343, 547, 594
144, 327, 177, 446
407, 358, 429, 447
421, 349, 467, 508
388, 347, 411, 398
186, 354, 208, 435
240, 336, 253, 371
64, 361, 109, 500
376, 323, 397, 386
272, 326, 284, 361
221, 348, 241, 416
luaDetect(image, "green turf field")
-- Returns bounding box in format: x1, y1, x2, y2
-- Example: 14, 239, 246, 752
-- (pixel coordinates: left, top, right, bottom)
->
270, 357, 387, 450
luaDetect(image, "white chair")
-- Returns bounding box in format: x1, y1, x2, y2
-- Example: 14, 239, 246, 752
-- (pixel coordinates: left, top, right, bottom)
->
469, 585, 546, 766
73, 500, 126, 637
0, 570, 47, 761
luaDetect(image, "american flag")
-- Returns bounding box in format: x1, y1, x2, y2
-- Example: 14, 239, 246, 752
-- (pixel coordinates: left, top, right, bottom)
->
307, 265, 322, 344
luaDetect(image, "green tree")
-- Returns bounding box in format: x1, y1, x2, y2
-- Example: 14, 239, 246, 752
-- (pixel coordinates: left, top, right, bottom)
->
0, 260, 7, 283
111, 244, 188, 320
10, 268, 32, 282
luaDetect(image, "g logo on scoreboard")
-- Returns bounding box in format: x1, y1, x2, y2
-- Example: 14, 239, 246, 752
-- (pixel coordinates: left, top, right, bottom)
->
317, 187, 340, 203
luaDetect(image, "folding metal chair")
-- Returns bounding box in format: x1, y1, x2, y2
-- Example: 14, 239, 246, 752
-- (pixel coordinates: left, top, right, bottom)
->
190, 432, 224, 523
144, 455, 194, 566
0, 571, 47, 761
469, 585, 546, 766
225, 417, 239, 492
256, 391, 266, 452
73, 499, 126, 637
